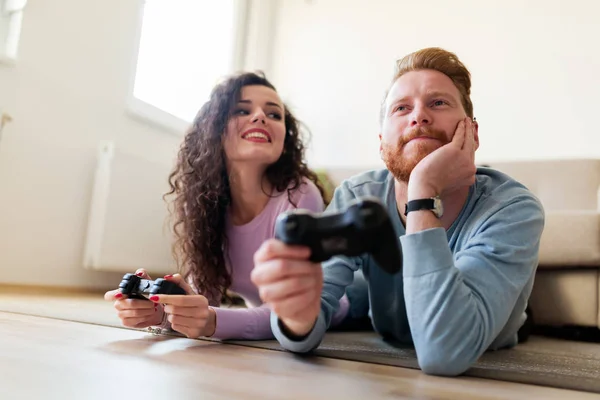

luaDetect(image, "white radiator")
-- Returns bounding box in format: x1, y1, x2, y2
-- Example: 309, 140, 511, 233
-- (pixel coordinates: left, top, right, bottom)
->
83, 141, 176, 274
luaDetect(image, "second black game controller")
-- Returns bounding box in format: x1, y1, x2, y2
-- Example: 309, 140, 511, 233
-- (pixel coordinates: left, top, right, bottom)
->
118, 273, 187, 300
274, 196, 403, 274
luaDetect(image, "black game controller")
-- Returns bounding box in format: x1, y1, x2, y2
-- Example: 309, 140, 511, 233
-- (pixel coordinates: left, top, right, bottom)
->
118, 273, 187, 300
274, 196, 403, 274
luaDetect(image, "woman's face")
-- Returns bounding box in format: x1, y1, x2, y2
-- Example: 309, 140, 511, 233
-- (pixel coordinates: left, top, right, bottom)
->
222, 85, 286, 169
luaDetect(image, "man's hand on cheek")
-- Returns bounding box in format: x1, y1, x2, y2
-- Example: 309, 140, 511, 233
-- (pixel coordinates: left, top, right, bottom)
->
408, 117, 477, 200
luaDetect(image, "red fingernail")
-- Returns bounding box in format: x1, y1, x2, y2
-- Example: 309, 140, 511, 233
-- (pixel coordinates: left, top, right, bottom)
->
164, 274, 173, 279
115, 293, 123, 299
136, 272, 143, 276
149, 296, 159, 302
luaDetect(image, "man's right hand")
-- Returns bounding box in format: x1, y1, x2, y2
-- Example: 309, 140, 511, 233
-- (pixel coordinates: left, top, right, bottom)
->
251, 239, 323, 337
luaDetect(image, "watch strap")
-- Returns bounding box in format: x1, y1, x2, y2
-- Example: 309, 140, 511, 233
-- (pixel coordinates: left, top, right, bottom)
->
404, 198, 436, 216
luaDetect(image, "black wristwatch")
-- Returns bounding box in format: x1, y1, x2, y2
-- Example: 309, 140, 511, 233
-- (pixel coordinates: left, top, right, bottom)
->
404, 196, 444, 218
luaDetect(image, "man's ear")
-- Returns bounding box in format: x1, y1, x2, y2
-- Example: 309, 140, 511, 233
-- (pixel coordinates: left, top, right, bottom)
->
473, 118, 480, 150
378, 133, 383, 155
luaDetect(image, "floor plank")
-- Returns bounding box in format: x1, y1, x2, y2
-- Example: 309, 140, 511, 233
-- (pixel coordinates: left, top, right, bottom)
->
1, 286, 599, 399
0, 314, 596, 400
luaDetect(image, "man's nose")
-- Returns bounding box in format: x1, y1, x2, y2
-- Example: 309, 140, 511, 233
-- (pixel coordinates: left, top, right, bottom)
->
410, 106, 432, 126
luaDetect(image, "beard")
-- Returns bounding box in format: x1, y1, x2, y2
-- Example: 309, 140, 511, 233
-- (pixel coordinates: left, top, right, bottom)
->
381, 126, 450, 183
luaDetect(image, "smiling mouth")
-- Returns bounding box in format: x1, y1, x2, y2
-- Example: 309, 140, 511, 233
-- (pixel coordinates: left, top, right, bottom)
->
241, 129, 272, 143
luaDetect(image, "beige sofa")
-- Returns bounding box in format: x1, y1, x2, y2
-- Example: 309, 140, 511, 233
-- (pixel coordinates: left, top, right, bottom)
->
324, 159, 600, 330
487, 159, 600, 330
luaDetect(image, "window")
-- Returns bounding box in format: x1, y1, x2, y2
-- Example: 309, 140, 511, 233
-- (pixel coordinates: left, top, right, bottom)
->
0, 0, 27, 63
128, 0, 248, 134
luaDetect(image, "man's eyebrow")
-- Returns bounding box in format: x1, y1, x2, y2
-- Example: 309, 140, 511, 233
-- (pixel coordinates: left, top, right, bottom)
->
238, 99, 282, 109
426, 91, 458, 101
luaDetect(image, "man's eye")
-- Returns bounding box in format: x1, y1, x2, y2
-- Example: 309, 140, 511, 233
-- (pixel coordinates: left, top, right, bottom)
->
432, 100, 446, 106
395, 105, 407, 112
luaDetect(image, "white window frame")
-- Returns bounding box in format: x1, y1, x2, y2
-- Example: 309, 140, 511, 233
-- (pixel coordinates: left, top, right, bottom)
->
125, 0, 250, 136
0, 0, 27, 65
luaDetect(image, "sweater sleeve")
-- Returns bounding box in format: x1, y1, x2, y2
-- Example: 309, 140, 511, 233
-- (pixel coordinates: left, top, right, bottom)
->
208, 179, 326, 341
270, 180, 361, 352
210, 305, 274, 340
401, 194, 545, 376
294, 179, 325, 212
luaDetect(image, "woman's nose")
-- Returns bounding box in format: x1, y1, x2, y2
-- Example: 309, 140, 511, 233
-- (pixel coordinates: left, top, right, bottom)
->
251, 109, 266, 124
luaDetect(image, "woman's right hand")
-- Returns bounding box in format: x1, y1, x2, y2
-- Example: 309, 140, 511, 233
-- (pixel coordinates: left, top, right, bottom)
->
104, 268, 165, 329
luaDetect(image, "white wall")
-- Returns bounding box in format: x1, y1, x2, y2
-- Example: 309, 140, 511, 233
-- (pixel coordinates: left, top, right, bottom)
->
1, 0, 597, 290
270, 0, 600, 168
0, 0, 181, 289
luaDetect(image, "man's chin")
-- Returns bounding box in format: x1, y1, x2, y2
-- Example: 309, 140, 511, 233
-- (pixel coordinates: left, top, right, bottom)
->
383, 148, 433, 183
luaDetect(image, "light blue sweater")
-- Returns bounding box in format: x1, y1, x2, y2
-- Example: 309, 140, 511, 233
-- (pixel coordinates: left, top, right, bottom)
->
270, 167, 545, 376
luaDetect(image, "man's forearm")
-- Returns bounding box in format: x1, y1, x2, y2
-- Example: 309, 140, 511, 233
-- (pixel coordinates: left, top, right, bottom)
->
406, 181, 442, 234
406, 209, 443, 235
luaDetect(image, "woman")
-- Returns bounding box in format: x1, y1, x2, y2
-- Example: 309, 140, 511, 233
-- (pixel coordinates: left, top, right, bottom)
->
105, 72, 353, 340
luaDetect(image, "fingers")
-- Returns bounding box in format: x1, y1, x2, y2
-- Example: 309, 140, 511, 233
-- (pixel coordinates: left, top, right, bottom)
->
270, 288, 321, 319
162, 273, 196, 296
114, 298, 154, 311
251, 258, 320, 286
116, 306, 163, 329
104, 289, 122, 301
118, 308, 155, 319
254, 239, 311, 264
452, 119, 467, 149
258, 275, 320, 303
149, 294, 208, 307
135, 268, 151, 279
121, 316, 154, 328
464, 118, 477, 156
163, 304, 210, 319
167, 314, 207, 329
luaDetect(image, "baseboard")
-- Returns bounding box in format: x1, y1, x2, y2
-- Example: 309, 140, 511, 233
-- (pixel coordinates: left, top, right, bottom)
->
0, 283, 106, 296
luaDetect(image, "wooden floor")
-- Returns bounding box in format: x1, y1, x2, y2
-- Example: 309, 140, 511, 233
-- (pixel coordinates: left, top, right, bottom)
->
1, 287, 599, 400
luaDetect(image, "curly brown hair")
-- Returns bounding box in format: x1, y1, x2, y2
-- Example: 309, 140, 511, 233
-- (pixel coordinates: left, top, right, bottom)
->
164, 71, 326, 304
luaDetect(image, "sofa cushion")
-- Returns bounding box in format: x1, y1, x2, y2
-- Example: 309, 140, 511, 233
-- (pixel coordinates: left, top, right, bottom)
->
530, 269, 599, 327
539, 211, 600, 267
486, 159, 600, 211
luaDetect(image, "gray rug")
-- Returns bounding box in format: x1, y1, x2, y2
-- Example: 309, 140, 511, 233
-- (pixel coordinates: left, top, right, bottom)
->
227, 331, 600, 394
1, 289, 599, 393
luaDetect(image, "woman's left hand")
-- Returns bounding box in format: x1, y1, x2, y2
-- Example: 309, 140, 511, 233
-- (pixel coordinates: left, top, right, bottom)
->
149, 274, 216, 338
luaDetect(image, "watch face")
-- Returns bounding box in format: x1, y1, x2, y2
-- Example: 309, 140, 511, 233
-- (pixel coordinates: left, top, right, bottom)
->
433, 197, 444, 217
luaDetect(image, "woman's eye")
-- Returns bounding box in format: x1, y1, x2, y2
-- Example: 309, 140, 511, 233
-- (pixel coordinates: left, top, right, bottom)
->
235, 109, 249, 115
269, 113, 282, 120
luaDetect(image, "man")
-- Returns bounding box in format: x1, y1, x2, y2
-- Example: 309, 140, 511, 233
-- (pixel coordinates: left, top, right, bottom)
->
250, 47, 545, 376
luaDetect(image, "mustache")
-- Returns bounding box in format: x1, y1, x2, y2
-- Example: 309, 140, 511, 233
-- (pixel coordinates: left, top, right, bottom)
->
398, 126, 449, 147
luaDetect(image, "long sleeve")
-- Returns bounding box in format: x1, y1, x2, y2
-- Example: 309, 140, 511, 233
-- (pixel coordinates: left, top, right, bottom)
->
401, 194, 544, 376
271, 180, 361, 351
211, 304, 274, 340
208, 178, 328, 341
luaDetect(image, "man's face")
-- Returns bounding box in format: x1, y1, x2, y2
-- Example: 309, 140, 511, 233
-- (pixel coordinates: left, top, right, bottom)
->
379, 69, 478, 182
